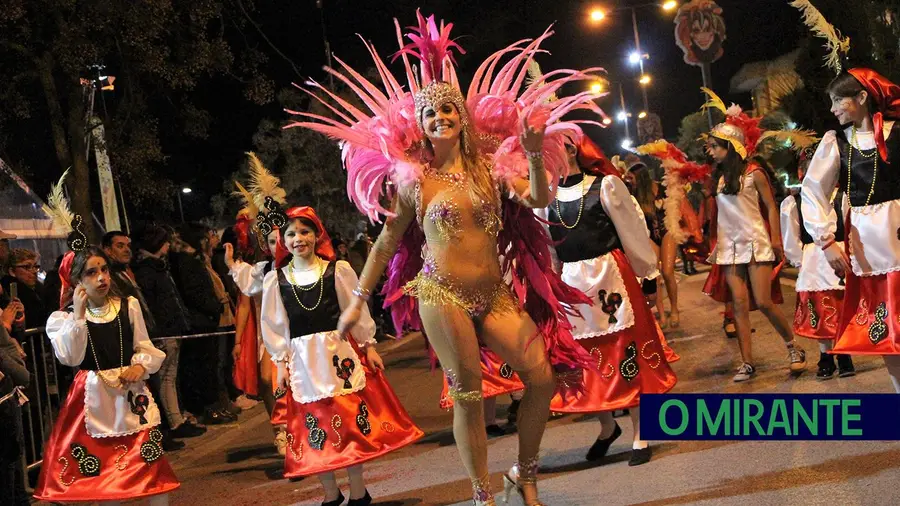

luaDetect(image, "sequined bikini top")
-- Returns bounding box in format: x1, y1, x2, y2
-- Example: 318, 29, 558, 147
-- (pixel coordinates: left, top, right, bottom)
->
415, 166, 502, 241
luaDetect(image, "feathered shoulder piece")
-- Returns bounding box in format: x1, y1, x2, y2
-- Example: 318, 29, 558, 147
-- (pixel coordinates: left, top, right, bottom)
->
42, 169, 87, 251
637, 140, 712, 246
789, 0, 850, 74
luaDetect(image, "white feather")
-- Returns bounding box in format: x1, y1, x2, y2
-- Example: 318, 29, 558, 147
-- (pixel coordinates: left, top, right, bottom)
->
41, 169, 74, 233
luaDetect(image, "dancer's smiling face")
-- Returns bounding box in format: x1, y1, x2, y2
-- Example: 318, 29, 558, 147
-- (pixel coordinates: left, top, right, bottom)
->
422, 102, 462, 143
284, 219, 317, 260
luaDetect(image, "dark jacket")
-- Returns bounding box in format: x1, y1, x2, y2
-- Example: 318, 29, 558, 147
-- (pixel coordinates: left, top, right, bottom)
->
132, 253, 191, 338
169, 251, 222, 333
0, 276, 47, 330
0, 324, 29, 464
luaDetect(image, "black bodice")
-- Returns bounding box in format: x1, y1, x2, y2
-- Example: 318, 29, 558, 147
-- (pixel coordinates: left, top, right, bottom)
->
836, 124, 900, 207
794, 192, 845, 245
81, 298, 135, 371
277, 261, 341, 337
548, 174, 623, 263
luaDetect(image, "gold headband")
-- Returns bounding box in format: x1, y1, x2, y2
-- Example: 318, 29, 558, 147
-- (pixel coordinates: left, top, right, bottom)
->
414, 82, 469, 132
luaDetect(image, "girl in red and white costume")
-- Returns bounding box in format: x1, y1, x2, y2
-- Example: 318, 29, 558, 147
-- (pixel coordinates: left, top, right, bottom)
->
35, 245, 178, 504
780, 148, 855, 379
541, 136, 677, 466
801, 69, 900, 391
260, 206, 423, 505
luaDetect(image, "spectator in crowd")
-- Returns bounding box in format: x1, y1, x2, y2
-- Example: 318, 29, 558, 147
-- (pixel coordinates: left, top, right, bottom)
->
2, 249, 47, 329
133, 225, 206, 442
102, 231, 152, 322
201, 226, 239, 414
171, 222, 235, 424
0, 320, 29, 506
334, 238, 350, 262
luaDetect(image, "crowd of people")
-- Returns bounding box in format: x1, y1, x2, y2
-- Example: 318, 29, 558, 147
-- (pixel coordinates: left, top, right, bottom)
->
2, 4, 899, 506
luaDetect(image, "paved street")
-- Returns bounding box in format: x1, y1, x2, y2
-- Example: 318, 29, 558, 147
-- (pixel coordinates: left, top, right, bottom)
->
105, 270, 900, 505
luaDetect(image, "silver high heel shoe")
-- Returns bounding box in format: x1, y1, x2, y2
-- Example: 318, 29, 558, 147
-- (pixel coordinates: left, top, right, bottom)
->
502, 457, 546, 506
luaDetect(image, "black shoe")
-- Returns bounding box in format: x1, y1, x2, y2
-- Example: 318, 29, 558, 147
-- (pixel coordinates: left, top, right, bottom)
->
816, 353, 836, 380
723, 317, 738, 339
507, 399, 521, 425
486, 424, 507, 438
628, 446, 652, 466
171, 421, 207, 438
836, 354, 856, 377
347, 490, 372, 506
224, 402, 242, 416
321, 491, 345, 506
586, 423, 622, 461
162, 437, 186, 452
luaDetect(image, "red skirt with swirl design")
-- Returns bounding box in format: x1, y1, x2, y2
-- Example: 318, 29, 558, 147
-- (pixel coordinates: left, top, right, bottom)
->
551, 250, 677, 412
793, 290, 844, 340
283, 348, 424, 478
832, 271, 900, 355
33, 371, 179, 503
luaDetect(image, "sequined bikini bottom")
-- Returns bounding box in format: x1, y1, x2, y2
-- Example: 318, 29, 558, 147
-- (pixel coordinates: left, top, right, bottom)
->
404, 271, 518, 319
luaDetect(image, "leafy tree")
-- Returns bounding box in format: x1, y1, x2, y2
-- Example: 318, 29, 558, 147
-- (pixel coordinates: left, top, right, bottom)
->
0, 0, 275, 239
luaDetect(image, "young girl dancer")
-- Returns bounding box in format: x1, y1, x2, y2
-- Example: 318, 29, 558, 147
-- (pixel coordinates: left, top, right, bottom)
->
781, 147, 855, 379
260, 206, 423, 505
702, 89, 807, 381
543, 136, 678, 466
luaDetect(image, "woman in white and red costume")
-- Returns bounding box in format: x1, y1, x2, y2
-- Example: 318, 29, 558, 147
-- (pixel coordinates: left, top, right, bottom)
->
701, 88, 808, 382
288, 11, 604, 505
35, 245, 178, 504
542, 135, 678, 466
780, 146, 855, 379
260, 206, 423, 505
801, 68, 900, 391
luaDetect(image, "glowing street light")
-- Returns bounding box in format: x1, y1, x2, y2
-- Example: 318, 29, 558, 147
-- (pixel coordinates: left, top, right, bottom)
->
639, 74, 651, 85
602, 117, 613, 126
182, 187, 193, 194
662, 1, 678, 12
638, 111, 648, 119
616, 111, 629, 122
628, 51, 642, 65
590, 82, 606, 94
589, 8, 606, 22
621, 139, 633, 149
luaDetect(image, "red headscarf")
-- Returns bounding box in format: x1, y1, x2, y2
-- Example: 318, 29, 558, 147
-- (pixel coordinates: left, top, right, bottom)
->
274, 206, 336, 268
575, 135, 620, 178
848, 68, 900, 162
58, 250, 75, 309
233, 209, 255, 259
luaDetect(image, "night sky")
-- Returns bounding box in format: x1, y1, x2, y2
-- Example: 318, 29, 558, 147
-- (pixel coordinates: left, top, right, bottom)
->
161, 0, 807, 220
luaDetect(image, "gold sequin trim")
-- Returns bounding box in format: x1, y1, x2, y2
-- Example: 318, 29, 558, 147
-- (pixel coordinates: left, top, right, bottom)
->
589, 347, 615, 378
555, 369, 583, 390
285, 433, 303, 461
58, 456, 74, 486
404, 272, 517, 318
114, 445, 128, 471
640, 341, 661, 369
426, 198, 462, 242
331, 415, 343, 448
855, 298, 870, 326
444, 368, 483, 403
822, 296, 838, 330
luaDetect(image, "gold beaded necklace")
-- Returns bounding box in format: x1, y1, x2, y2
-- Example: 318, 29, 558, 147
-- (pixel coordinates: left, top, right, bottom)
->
85, 299, 124, 389
555, 176, 589, 229
87, 297, 113, 318
285, 258, 325, 311
847, 126, 879, 207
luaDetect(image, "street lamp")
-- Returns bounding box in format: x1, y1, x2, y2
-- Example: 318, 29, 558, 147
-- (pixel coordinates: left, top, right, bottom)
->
589, 8, 606, 22
638, 111, 648, 119
621, 139, 633, 150
662, 1, 678, 12
639, 74, 652, 85
590, 81, 606, 94
602, 117, 613, 126
617, 111, 629, 122
177, 187, 192, 223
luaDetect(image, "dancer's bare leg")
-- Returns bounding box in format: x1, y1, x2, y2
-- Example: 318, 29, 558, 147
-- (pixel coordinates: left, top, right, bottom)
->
318, 471, 341, 502
259, 348, 276, 420
747, 262, 794, 343
418, 303, 491, 502
660, 233, 680, 326
724, 265, 753, 364
347, 464, 366, 500
480, 308, 555, 505
630, 406, 647, 449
